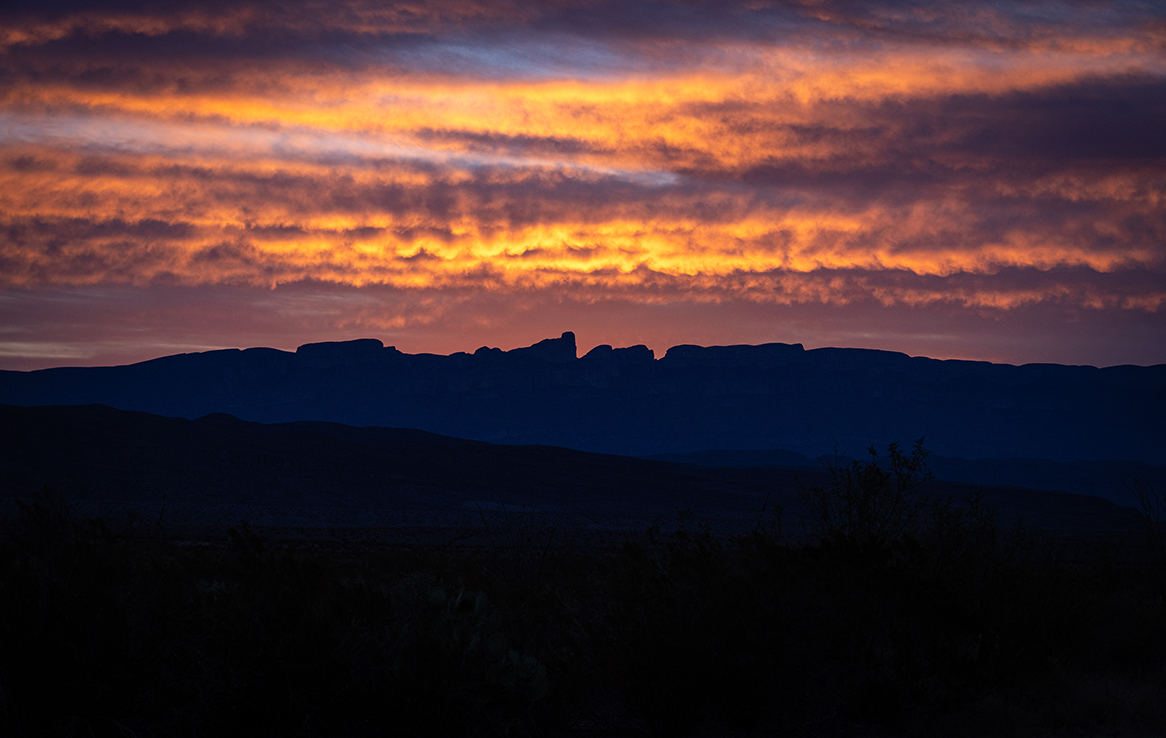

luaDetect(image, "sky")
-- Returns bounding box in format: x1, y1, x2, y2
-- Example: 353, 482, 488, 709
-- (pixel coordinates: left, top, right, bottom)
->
1, 0, 1164, 370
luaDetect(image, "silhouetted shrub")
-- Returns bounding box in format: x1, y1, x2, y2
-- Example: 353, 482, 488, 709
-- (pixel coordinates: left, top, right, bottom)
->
1126, 474, 1166, 592
801, 438, 933, 544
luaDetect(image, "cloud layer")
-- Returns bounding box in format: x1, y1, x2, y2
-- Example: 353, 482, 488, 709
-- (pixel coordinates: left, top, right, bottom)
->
1, 0, 1163, 367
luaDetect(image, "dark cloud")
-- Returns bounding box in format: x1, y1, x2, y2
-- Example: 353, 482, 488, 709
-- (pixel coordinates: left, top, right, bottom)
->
189, 239, 268, 267
919, 76, 1166, 163
399, 247, 441, 262
4, 217, 196, 243
414, 128, 607, 158
6, 155, 57, 172
4, 0, 1156, 72
73, 157, 137, 177
688, 75, 1166, 184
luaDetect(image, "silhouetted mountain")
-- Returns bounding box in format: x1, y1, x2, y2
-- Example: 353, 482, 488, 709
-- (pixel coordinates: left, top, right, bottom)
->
0, 404, 1145, 537
1, 332, 1162, 466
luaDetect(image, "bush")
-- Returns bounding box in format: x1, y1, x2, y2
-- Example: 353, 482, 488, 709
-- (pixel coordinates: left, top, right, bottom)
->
800, 438, 933, 544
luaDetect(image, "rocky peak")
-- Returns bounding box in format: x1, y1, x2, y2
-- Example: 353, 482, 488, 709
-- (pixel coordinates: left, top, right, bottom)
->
506, 331, 577, 363
295, 338, 386, 367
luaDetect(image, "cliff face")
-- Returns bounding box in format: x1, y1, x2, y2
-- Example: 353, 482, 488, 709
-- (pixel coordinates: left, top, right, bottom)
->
2, 331, 1163, 464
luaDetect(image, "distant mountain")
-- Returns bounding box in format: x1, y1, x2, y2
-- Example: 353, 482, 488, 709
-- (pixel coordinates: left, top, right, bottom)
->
0, 404, 1145, 538
1, 332, 1162, 466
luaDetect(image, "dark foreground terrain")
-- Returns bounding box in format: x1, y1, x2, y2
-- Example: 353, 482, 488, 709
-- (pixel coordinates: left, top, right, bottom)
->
2, 488, 1164, 738
0, 403, 1150, 538
3, 403, 1164, 736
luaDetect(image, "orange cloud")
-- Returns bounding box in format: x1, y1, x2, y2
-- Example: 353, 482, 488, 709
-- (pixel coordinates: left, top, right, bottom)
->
0, 0, 1163, 371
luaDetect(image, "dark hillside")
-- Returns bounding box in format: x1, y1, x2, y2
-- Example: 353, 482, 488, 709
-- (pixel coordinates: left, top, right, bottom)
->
3, 404, 1164, 738
0, 404, 1144, 540
650, 449, 1166, 507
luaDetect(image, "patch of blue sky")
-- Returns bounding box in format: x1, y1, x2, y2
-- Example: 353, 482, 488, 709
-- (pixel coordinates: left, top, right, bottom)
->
0, 341, 97, 359
384, 32, 668, 81
0, 111, 679, 187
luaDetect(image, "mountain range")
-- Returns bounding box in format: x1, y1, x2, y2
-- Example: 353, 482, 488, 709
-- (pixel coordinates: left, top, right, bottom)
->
1, 332, 1162, 508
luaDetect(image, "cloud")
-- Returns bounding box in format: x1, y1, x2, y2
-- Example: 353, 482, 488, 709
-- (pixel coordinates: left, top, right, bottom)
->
7, 1, 1157, 49
1, 0, 1163, 367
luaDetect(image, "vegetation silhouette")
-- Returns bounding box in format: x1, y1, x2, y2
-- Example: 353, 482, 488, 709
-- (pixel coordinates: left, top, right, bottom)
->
1126, 474, 1166, 594
799, 438, 934, 544
2, 451, 1165, 737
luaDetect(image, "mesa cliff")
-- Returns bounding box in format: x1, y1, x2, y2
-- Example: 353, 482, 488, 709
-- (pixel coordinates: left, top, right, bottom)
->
1, 331, 1162, 465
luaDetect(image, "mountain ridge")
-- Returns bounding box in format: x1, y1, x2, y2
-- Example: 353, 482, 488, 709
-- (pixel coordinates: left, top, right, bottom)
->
2, 332, 1162, 468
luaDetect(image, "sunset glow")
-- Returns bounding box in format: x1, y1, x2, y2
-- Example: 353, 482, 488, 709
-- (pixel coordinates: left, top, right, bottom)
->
2, 1, 1163, 368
